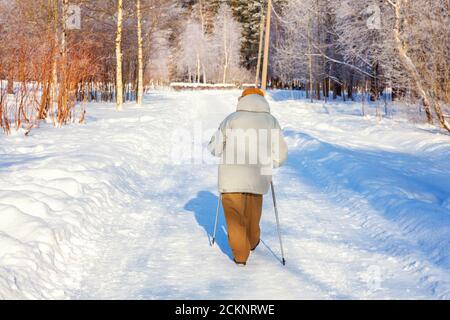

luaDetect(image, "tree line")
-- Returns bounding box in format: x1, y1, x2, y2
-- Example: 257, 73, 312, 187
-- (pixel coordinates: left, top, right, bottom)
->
0, 0, 178, 133
0, 0, 449, 134
272, 0, 450, 131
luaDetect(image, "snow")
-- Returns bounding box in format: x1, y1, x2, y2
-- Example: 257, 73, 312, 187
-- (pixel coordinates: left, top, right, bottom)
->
0, 90, 449, 299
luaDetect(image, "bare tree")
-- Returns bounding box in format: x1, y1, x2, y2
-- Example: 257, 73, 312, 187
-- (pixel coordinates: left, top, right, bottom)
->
386, 0, 450, 131
136, 0, 144, 106
116, 0, 124, 111
212, 4, 242, 84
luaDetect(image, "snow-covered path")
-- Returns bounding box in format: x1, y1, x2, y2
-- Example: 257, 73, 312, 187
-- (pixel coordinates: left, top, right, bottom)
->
1, 90, 450, 299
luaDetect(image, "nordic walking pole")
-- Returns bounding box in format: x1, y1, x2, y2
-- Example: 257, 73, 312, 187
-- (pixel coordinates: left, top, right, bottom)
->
212, 194, 221, 246
271, 181, 286, 266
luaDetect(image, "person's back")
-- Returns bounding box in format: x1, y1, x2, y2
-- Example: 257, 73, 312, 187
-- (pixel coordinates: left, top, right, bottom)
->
208, 88, 288, 266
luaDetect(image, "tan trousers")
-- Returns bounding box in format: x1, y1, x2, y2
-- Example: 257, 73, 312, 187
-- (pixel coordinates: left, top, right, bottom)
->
222, 193, 263, 264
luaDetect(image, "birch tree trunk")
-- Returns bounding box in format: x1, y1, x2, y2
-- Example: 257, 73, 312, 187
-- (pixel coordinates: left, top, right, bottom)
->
308, 19, 314, 103
255, 7, 265, 87
395, 1, 450, 132
51, 0, 59, 121
196, 53, 201, 83
58, 0, 68, 124
136, 0, 144, 106
199, 0, 205, 34
222, 15, 228, 84
61, 0, 68, 62
261, 0, 272, 91
116, 0, 124, 111
202, 64, 207, 84
390, 0, 434, 124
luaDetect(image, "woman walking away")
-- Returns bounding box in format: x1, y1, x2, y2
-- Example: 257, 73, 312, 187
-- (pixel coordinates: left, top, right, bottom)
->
208, 88, 288, 266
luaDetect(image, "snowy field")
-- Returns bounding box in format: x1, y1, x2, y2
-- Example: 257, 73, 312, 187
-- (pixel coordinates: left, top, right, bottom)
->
0, 90, 449, 299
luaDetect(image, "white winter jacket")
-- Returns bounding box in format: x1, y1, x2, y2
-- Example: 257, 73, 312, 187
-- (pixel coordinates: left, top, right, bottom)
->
208, 94, 288, 195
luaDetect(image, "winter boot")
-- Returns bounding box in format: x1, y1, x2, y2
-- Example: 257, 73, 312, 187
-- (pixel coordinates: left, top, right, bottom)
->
234, 259, 246, 267
251, 240, 260, 251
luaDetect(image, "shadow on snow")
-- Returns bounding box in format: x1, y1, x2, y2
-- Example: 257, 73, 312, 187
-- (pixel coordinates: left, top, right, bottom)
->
184, 191, 233, 261
283, 128, 450, 271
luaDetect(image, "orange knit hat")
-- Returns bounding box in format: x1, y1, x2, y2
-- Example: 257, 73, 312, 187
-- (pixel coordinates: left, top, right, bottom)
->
241, 88, 265, 98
